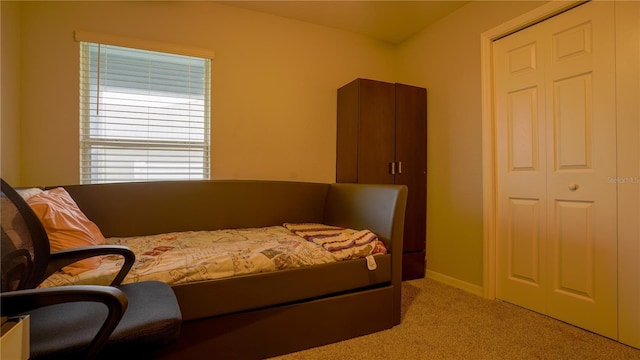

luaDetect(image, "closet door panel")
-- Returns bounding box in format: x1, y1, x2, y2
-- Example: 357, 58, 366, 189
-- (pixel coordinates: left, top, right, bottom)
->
358, 80, 396, 185
495, 1, 617, 339
395, 84, 427, 253
336, 80, 360, 183
544, 2, 617, 338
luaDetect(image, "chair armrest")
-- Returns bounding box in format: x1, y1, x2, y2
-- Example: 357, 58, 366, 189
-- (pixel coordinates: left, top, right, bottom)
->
1, 285, 128, 360
45, 245, 135, 286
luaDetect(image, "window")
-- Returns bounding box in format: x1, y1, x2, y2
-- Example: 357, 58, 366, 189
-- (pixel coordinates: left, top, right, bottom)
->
79, 41, 211, 184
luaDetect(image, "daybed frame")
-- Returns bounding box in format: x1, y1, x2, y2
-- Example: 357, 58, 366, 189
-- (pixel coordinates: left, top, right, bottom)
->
55, 180, 407, 359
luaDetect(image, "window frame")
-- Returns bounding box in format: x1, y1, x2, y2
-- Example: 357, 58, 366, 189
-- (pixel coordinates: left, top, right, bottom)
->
75, 31, 215, 184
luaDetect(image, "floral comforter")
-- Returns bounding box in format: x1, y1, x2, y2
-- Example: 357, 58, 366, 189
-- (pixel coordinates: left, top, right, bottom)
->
39, 224, 386, 288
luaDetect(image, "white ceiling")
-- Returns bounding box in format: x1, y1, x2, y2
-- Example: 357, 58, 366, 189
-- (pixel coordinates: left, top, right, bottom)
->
219, 1, 470, 44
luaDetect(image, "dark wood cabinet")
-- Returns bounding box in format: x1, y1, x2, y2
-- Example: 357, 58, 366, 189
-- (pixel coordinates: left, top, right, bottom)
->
336, 78, 427, 280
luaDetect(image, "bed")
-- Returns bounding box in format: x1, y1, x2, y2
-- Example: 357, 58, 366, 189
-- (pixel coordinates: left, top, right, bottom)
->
30, 180, 408, 359
39, 224, 387, 288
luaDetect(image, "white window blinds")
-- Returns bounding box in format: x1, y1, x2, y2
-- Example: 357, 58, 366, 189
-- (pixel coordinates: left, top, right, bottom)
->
79, 42, 211, 184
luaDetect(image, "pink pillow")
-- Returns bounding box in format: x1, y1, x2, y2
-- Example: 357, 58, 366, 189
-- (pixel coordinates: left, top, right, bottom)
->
27, 187, 105, 275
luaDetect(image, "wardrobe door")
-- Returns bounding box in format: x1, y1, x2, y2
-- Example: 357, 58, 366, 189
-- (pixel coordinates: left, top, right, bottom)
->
337, 79, 395, 184
395, 83, 427, 279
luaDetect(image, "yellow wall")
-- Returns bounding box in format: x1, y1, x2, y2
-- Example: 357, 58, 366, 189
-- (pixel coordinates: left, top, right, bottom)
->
2, 1, 547, 289
396, 1, 544, 287
2, 1, 396, 186
1, 1, 22, 186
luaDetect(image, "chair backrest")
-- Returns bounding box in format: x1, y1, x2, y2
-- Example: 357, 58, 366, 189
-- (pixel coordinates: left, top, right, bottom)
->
1, 178, 50, 291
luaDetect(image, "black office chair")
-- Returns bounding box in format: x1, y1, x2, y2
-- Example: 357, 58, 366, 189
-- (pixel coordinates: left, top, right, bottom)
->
0, 178, 181, 359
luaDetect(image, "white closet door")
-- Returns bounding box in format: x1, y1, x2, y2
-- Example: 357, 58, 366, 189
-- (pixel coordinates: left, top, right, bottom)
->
494, 1, 617, 338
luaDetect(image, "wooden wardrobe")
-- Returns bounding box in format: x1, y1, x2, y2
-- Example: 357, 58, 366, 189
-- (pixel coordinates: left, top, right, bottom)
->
336, 78, 427, 280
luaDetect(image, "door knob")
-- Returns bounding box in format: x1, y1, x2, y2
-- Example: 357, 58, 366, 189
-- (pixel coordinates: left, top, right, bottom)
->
568, 183, 579, 191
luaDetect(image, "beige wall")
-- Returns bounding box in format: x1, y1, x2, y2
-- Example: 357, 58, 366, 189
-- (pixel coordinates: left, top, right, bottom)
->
396, 1, 544, 287
2, 1, 544, 289
2, 0, 546, 288
1, 1, 22, 186
2, 1, 396, 187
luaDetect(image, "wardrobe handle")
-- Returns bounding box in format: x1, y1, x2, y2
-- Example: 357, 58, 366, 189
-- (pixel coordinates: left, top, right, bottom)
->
397, 161, 402, 174
390, 162, 396, 175
568, 183, 579, 191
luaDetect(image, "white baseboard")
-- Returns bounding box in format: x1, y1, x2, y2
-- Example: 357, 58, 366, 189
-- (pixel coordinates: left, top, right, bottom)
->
425, 270, 484, 297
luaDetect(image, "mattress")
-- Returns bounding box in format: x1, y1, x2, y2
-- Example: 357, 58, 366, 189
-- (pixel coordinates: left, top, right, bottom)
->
39, 224, 387, 288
